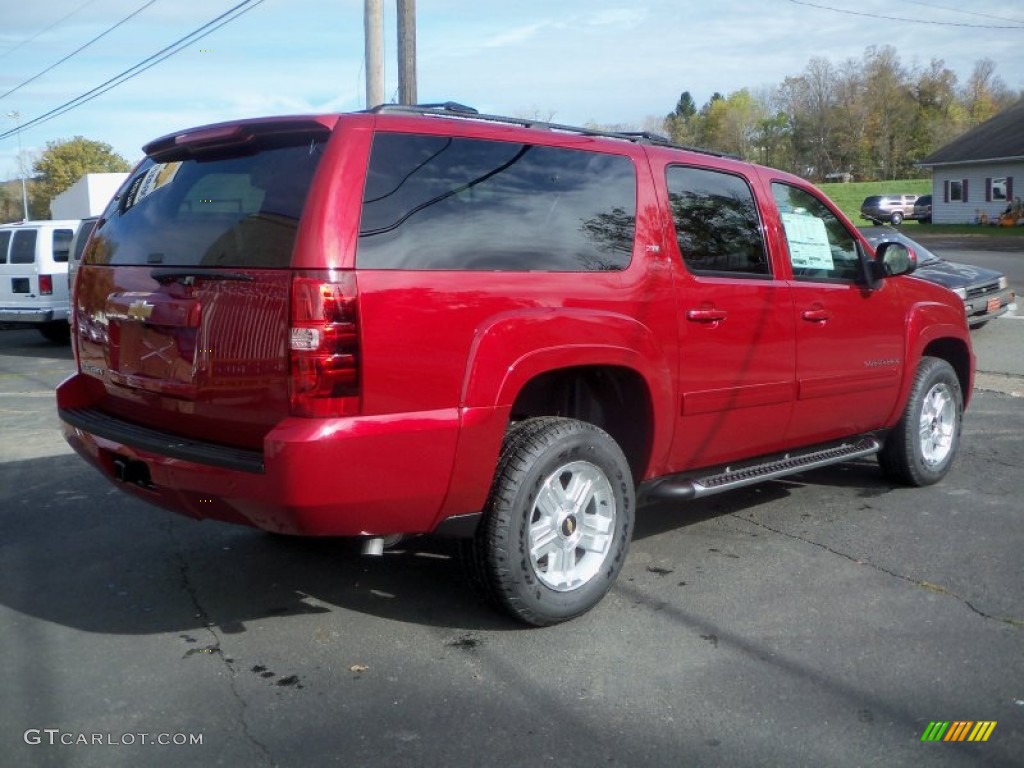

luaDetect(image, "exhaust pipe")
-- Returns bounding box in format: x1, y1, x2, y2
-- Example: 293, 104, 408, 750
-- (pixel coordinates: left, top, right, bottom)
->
361, 535, 403, 556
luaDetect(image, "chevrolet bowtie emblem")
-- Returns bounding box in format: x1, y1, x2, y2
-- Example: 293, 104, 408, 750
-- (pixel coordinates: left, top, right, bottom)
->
127, 300, 154, 320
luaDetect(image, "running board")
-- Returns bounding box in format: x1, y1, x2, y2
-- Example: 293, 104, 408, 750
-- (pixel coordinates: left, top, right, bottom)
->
642, 436, 882, 503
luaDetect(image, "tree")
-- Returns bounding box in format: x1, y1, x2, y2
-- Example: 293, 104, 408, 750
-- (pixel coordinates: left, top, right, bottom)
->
961, 58, 1014, 126
665, 91, 698, 144
30, 137, 131, 217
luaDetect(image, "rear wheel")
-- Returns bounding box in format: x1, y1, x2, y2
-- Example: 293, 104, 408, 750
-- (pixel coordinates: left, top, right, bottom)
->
879, 357, 962, 486
38, 322, 70, 344
466, 417, 634, 626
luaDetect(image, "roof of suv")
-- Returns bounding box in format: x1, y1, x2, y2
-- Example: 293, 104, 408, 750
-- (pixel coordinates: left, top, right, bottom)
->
140, 102, 738, 165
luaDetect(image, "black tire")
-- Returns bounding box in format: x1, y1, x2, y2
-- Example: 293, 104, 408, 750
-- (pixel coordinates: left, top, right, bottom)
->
890, 211, 904, 226
38, 322, 70, 344
879, 357, 963, 487
465, 417, 634, 626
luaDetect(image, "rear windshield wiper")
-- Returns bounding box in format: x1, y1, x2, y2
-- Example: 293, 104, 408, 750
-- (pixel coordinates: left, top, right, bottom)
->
150, 268, 255, 286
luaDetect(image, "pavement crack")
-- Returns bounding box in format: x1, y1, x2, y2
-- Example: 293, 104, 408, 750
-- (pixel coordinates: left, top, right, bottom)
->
729, 513, 1024, 628
167, 518, 274, 764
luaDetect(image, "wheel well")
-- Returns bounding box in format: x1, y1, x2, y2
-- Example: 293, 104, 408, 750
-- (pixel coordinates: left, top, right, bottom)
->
509, 366, 652, 482
922, 338, 971, 401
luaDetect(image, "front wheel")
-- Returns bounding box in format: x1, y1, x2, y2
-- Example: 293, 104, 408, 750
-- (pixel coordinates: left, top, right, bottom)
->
466, 417, 634, 626
890, 211, 904, 226
879, 357, 963, 486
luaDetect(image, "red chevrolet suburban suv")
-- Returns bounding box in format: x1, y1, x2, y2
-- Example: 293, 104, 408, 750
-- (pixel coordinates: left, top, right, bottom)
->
58, 104, 974, 625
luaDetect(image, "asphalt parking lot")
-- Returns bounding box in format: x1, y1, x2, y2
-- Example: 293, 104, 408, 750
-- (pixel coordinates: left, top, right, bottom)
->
1, 312, 1022, 766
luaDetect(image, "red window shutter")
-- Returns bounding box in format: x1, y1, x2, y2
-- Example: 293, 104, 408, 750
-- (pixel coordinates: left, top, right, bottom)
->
963, 179, 969, 202
986, 178, 992, 202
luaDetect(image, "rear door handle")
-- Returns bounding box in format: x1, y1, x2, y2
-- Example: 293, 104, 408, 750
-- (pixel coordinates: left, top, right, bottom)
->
802, 308, 832, 322
686, 308, 728, 323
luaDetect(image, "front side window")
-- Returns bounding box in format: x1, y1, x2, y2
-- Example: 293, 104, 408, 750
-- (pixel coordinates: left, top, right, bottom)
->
666, 165, 769, 276
772, 182, 861, 282
357, 133, 636, 271
10, 229, 37, 264
86, 138, 324, 268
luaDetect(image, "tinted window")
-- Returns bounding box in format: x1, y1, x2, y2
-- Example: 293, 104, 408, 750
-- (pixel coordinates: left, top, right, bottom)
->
52, 228, 73, 263
72, 219, 98, 263
10, 229, 37, 264
772, 182, 860, 281
86, 140, 324, 268
666, 165, 768, 276
358, 133, 636, 271
0, 230, 10, 264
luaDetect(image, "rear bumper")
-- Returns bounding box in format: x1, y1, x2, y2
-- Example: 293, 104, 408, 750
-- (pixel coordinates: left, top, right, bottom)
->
56, 373, 464, 536
0, 307, 63, 324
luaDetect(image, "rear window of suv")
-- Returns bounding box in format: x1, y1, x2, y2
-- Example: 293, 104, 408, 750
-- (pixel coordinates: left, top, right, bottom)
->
357, 133, 637, 271
85, 139, 324, 269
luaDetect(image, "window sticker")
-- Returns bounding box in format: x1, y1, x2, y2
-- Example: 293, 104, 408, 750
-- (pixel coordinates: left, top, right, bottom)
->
135, 162, 183, 204
780, 212, 834, 270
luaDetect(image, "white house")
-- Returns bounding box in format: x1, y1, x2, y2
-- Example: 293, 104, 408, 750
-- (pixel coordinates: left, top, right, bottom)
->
919, 99, 1024, 226
50, 172, 128, 219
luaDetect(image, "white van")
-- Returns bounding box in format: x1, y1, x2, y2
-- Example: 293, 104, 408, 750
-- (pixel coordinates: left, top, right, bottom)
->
0, 219, 79, 342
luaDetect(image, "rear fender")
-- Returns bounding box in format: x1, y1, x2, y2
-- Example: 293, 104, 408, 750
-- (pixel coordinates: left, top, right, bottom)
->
434, 309, 675, 528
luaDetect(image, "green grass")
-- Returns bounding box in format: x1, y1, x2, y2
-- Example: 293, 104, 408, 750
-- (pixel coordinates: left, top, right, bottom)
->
818, 179, 933, 224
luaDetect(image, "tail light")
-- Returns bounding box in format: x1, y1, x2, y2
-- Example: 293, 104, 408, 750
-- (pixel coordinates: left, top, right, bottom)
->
39, 274, 53, 295
289, 270, 360, 417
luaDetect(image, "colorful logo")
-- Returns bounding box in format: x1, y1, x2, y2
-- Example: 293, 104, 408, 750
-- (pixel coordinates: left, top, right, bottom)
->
921, 721, 997, 742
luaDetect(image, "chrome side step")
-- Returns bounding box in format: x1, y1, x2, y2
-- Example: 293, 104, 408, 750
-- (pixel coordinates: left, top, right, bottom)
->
642, 436, 882, 503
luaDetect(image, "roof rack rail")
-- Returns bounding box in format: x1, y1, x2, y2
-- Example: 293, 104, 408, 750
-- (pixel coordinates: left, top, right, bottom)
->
369, 102, 732, 158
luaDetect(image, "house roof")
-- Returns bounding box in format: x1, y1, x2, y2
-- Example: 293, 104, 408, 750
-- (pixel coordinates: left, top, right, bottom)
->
921, 99, 1024, 167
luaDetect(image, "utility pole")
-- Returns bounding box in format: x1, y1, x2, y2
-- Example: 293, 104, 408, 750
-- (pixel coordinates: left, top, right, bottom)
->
397, 0, 417, 105
6, 111, 29, 221
364, 0, 384, 109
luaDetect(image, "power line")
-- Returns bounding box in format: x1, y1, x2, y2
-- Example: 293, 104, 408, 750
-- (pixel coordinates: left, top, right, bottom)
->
786, 0, 1024, 28
0, 0, 264, 143
1, 0, 160, 102
0, 0, 101, 62
901, 0, 1024, 26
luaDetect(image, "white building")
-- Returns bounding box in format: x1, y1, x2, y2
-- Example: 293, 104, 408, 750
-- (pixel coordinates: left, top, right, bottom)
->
919, 99, 1024, 226
50, 173, 128, 219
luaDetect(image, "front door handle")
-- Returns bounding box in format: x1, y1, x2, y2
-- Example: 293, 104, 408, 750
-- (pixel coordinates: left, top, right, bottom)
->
802, 308, 832, 322
686, 308, 728, 323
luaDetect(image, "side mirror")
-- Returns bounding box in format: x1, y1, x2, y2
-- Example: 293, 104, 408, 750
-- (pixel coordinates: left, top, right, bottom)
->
874, 241, 918, 278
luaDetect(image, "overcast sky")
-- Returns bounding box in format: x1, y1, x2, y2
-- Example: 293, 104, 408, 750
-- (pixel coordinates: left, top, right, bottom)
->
1, 0, 1022, 181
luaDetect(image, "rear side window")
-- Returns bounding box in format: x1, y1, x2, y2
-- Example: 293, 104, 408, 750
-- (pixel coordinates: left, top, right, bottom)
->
72, 219, 98, 263
0, 230, 10, 264
52, 229, 73, 263
86, 139, 324, 268
10, 229, 37, 264
358, 133, 636, 271
666, 165, 769, 276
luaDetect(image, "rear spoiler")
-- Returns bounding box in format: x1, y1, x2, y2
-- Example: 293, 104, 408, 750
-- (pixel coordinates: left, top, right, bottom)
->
143, 115, 338, 162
